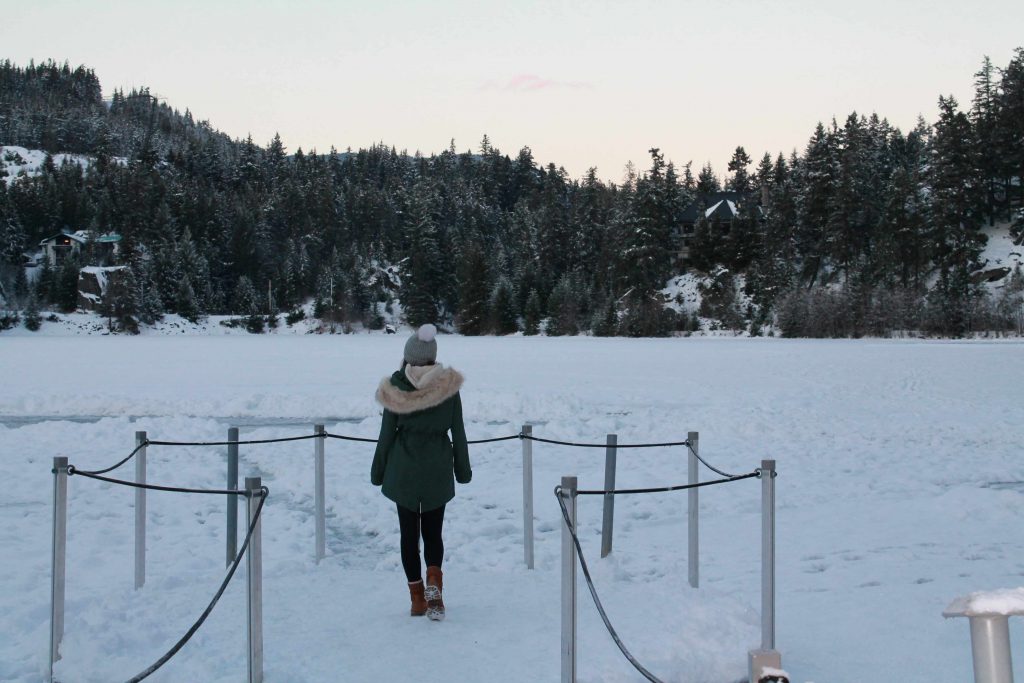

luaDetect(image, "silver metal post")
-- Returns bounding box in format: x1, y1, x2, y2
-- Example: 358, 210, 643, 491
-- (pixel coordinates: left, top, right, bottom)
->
600, 434, 617, 558
749, 459, 782, 681
969, 615, 1014, 683
762, 459, 776, 650
134, 431, 147, 590
226, 427, 239, 567
522, 424, 534, 570
246, 477, 264, 683
314, 424, 326, 563
561, 475, 578, 683
49, 456, 68, 683
687, 431, 699, 588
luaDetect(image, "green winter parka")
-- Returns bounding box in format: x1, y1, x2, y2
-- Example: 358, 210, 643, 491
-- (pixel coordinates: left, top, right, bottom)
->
370, 364, 471, 512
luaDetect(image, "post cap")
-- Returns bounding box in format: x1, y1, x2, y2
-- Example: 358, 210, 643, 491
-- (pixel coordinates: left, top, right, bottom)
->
943, 588, 1024, 618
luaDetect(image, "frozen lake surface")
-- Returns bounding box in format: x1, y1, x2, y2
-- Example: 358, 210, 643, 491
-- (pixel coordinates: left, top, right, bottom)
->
1, 335, 1022, 682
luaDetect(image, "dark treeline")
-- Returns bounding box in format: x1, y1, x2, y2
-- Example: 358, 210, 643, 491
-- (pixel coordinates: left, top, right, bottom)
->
1, 54, 1022, 337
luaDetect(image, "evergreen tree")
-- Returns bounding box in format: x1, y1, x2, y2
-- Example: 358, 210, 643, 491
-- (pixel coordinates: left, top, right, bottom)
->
57, 257, 80, 312
105, 267, 139, 333
591, 296, 618, 336
456, 239, 491, 335
696, 162, 721, 194
400, 183, 443, 327
489, 277, 518, 334
23, 290, 41, 331
971, 56, 1000, 223
996, 48, 1024, 208
726, 146, 753, 193
176, 278, 200, 323
544, 275, 579, 336
522, 288, 542, 336
795, 122, 837, 285
928, 95, 985, 308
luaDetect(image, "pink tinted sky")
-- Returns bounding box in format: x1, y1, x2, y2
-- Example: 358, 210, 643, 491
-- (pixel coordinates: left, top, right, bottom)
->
3, 0, 1022, 182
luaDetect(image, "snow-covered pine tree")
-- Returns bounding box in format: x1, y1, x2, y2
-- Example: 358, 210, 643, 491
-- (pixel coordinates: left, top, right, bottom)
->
726, 146, 753, 193
456, 238, 491, 335
489, 277, 518, 335
522, 288, 542, 336
400, 183, 443, 327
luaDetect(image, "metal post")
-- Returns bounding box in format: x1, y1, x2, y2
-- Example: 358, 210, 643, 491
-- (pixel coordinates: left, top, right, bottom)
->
49, 456, 68, 683
561, 476, 578, 683
314, 424, 326, 563
749, 459, 782, 681
522, 424, 534, 570
761, 459, 776, 650
246, 477, 264, 683
687, 431, 699, 588
600, 434, 617, 558
134, 431, 147, 590
226, 427, 239, 567
969, 615, 1014, 683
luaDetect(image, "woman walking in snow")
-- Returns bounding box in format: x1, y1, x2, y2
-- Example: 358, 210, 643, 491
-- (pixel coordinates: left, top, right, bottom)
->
371, 324, 472, 620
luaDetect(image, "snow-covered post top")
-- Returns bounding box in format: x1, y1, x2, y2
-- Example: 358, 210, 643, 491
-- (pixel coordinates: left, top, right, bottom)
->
944, 588, 1023, 683
944, 588, 1024, 618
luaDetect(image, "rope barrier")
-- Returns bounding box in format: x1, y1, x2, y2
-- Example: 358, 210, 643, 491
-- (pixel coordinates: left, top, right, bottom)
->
687, 443, 744, 479
523, 435, 690, 449
149, 434, 321, 446
466, 434, 522, 444
577, 470, 760, 495
555, 464, 761, 681
555, 485, 664, 683
68, 467, 249, 496
75, 440, 150, 476
126, 487, 269, 683
323, 433, 380, 444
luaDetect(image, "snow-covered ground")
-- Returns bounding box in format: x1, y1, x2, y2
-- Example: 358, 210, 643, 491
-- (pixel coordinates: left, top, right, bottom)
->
1, 336, 1022, 682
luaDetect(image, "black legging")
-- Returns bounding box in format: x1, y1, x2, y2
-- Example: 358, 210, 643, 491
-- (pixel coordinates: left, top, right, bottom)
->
397, 503, 445, 582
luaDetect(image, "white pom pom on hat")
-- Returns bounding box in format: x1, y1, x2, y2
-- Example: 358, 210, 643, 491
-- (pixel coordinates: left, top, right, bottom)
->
404, 323, 439, 365
417, 323, 437, 342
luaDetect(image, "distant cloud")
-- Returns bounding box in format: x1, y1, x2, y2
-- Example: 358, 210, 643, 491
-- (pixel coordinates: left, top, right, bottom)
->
480, 74, 593, 92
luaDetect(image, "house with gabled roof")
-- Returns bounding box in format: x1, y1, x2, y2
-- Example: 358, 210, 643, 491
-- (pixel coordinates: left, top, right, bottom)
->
676, 191, 764, 261
39, 230, 122, 267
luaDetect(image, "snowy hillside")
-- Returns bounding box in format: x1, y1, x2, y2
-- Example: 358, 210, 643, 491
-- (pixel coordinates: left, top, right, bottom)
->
1, 146, 97, 185
2, 336, 1022, 682
977, 217, 1024, 284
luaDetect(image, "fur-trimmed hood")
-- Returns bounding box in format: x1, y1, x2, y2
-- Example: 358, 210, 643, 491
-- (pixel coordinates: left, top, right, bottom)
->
375, 364, 464, 415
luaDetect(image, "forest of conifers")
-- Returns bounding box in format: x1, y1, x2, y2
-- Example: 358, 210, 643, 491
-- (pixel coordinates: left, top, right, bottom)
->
0, 51, 1022, 336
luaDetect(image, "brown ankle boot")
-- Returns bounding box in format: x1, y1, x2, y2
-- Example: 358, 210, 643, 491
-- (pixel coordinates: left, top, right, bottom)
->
408, 580, 427, 617
425, 566, 445, 621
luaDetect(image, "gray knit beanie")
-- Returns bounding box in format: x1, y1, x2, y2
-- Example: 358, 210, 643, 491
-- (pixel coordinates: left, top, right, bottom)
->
403, 324, 438, 366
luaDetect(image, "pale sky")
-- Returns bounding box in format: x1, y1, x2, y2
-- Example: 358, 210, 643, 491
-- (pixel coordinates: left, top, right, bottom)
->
3, 0, 1022, 182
